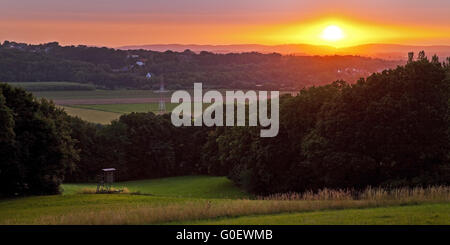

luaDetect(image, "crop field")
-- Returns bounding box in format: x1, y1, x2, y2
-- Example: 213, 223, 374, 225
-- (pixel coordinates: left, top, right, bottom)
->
29, 89, 206, 123
61, 106, 122, 124
0, 176, 448, 225
27, 88, 293, 124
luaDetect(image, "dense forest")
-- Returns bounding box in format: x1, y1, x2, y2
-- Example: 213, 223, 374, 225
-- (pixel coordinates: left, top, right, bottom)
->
0, 41, 401, 90
0, 52, 449, 196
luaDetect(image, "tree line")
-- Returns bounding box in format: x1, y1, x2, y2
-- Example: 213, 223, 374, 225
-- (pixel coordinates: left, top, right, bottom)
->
203, 52, 450, 193
0, 41, 401, 90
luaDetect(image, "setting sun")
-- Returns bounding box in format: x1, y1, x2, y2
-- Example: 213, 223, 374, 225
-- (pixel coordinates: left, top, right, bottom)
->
321, 25, 344, 41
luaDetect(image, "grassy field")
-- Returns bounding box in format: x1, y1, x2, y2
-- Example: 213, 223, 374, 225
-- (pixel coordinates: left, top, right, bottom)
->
0, 176, 448, 225
63, 176, 248, 198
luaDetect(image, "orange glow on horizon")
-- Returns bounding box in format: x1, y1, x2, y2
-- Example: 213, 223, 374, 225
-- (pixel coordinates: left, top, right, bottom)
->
1, 15, 449, 48
255, 16, 450, 48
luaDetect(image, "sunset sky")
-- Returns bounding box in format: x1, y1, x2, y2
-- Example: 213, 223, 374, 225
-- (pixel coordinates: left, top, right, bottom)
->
1, 0, 450, 47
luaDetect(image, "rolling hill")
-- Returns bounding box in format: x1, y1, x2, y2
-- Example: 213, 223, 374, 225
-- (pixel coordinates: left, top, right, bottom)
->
119, 43, 450, 60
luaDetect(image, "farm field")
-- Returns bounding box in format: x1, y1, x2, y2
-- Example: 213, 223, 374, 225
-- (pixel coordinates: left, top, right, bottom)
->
33, 89, 163, 100
29, 88, 207, 123
0, 176, 448, 225
61, 106, 122, 124
27, 87, 294, 124
70, 103, 186, 114
61, 102, 209, 123
33, 89, 296, 101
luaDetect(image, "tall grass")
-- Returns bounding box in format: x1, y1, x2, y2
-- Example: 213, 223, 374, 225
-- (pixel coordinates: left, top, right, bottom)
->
258, 186, 450, 201
3, 186, 448, 225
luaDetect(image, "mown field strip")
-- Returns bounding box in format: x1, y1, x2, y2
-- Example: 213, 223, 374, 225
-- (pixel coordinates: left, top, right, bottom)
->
171, 203, 450, 225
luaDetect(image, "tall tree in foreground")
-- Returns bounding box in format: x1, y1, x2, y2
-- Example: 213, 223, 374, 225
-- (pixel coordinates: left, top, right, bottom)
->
0, 83, 78, 196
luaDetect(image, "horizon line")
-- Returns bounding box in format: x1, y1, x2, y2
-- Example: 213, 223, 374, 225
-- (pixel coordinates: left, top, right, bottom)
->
2, 39, 450, 50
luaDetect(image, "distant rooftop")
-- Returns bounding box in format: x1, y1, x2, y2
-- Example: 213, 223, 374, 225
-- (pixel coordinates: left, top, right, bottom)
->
102, 168, 116, 172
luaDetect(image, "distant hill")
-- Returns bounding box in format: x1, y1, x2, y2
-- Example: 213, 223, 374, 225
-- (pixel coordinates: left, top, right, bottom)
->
119, 43, 450, 60
339, 44, 450, 60
0, 40, 403, 90
119, 43, 333, 56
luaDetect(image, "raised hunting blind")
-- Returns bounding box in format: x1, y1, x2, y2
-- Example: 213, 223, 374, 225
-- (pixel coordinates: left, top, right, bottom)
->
96, 168, 118, 193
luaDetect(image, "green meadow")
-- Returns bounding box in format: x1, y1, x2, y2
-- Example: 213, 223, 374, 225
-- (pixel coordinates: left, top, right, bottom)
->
62, 176, 248, 198
0, 176, 448, 225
